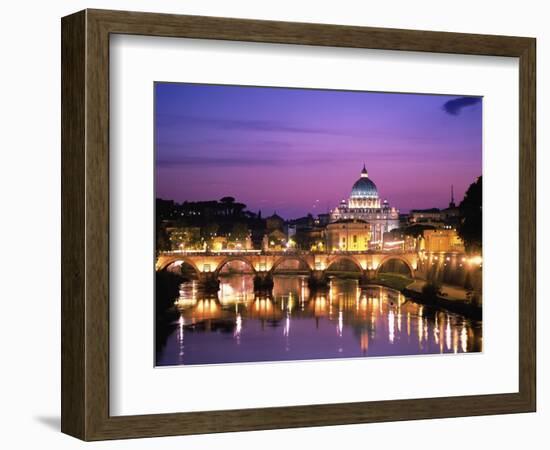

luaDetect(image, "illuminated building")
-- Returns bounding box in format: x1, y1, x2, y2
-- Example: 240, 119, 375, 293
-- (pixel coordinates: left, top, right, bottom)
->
167, 226, 201, 250
326, 219, 371, 252
263, 212, 288, 250
330, 165, 399, 246
211, 235, 253, 251
383, 230, 418, 252
421, 229, 465, 253
262, 229, 287, 251
211, 236, 227, 251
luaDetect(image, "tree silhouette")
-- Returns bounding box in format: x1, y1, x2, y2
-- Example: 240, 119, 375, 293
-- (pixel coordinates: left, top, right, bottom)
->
220, 196, 235, 216
458, 176, 482, 253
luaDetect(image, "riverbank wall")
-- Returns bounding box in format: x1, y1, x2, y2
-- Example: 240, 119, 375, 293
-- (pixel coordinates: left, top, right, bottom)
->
401, 287, 482, 321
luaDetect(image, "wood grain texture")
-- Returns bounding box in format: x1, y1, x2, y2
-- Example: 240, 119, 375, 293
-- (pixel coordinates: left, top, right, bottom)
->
518, 39, 536, 410
61, 10, 86, 439
61, 9, 537, 441
89, 8, 532, 56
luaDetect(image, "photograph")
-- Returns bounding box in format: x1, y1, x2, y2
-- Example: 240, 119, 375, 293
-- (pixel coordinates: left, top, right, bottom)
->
154, 83, 483, 366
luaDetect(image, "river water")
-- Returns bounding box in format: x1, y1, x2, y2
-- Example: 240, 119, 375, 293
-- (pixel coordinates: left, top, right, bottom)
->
156, 274, 482, 366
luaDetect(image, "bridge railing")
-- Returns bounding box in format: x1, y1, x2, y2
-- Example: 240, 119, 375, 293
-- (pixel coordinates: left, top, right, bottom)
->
159, 249, 262, 256
159, 249, 418, 257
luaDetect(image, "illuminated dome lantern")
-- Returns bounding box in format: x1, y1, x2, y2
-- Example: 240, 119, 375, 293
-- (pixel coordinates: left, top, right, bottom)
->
329, 164, 399, 248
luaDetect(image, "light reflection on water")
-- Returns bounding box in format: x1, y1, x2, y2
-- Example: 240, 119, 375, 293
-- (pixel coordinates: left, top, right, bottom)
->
156, 275, 482, 366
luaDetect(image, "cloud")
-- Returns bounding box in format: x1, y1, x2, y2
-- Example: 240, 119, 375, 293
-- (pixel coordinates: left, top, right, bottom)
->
156, 155, 335, 168
156, 138, 294, 153
442, 96, 482, 115
156, 114, 351, 136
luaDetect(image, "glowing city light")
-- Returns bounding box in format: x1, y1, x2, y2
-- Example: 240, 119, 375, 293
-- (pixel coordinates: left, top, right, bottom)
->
234, 313, 242, 338
388, 310, 395, 343
470, 255, 483, 265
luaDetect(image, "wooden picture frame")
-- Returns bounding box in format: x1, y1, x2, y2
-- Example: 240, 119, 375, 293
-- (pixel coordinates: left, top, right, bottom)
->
61, 9, 536, 441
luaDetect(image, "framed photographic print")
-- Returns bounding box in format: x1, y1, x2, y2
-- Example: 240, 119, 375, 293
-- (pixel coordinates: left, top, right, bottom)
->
61, 9, 536, 440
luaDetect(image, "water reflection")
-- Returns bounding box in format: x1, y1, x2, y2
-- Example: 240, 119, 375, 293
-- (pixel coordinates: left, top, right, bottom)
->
156, 275, 482, 366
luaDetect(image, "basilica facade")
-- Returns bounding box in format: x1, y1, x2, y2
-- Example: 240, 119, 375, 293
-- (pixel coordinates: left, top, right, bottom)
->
330, 165, 399, 247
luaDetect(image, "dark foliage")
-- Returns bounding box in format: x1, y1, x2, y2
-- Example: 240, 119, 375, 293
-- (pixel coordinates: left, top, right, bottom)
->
155, 270, 183, 313
457, 176, 482, 252
155, 196, 267, 249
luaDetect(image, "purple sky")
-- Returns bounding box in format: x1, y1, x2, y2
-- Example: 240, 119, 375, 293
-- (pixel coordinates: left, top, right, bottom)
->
155, 83, 482, 218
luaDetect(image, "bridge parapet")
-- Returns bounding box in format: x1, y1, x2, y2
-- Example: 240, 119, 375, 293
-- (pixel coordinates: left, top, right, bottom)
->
157, 250, 419, 277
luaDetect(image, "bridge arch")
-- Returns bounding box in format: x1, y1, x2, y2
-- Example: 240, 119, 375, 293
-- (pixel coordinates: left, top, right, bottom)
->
325, 255, 364, 273
376, 255, 415, 278
158, 257, 201, 276
270, 255, 313, 273
215, 256, 257, 275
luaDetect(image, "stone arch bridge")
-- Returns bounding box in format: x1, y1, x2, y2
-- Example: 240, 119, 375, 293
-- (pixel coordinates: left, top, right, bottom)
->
156, 251, 419, 289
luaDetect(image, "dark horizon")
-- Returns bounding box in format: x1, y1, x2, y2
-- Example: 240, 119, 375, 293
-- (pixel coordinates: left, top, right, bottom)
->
155, 190, 475, 221
155, 83, 482, 218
